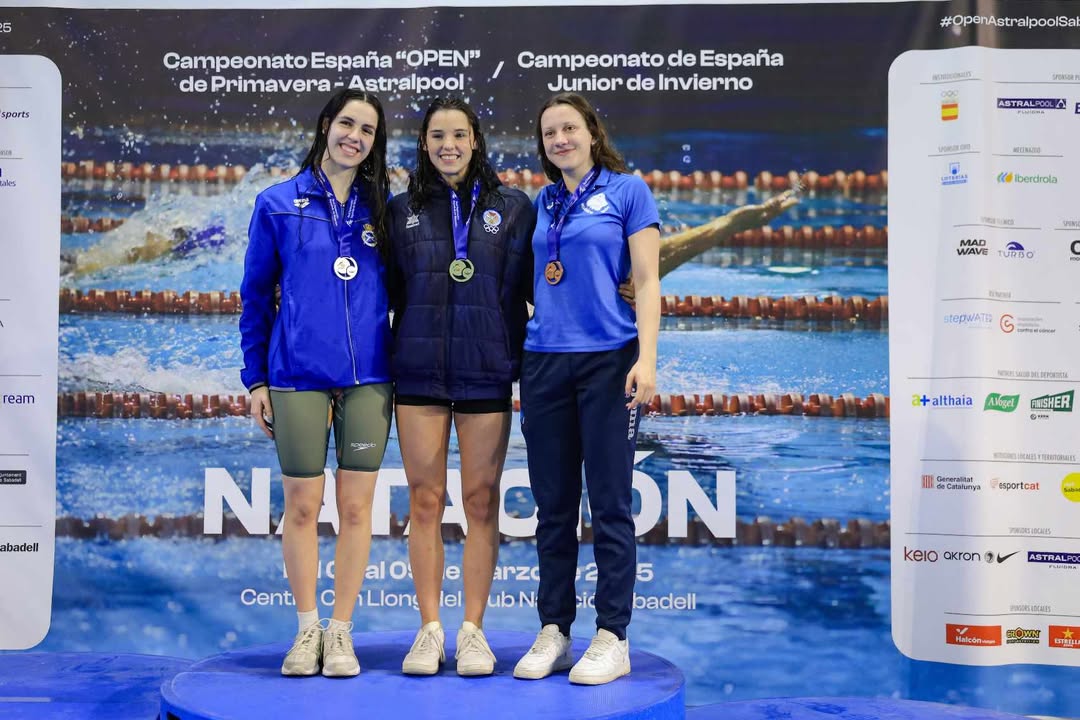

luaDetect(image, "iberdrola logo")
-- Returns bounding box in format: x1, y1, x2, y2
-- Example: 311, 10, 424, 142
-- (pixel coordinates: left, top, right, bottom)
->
997, 171, 1058, 184
984, 392, 1020, 412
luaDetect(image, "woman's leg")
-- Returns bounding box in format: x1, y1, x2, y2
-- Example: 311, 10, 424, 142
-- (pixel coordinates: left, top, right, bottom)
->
454, 409, 511, 626
330, 468, 378, 622
396, 403, 453, 624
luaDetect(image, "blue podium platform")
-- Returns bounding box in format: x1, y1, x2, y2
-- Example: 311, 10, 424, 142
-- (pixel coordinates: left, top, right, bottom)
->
687, 697, 1035, 720
0, 652, 191, 719
161, 630, 685, 720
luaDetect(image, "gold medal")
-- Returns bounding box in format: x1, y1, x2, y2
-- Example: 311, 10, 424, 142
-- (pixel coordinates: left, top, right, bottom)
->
449, 258, 475, 283
544, 260, 564, 285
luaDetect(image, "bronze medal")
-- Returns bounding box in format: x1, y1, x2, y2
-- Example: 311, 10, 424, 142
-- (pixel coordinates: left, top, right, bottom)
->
544, 260, 564, 285
449, 258, 475, 283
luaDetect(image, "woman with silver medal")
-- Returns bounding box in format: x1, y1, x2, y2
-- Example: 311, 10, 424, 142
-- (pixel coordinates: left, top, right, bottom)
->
239, 89, 394, 678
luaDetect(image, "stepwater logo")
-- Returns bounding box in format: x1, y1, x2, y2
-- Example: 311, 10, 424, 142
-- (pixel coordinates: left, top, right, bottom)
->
946, 624, 1001, 647
1062, 473, 1080, 503
996, 97, 1067, 111
941, 90, 959, 121
984, 393, 1019, 412
997, 171, 1059, 185
998, 241, 1034, 260
956, 238, 987, 257
1005, 627, 1041, 645
1030, 390, 1073, 420
1049, 626, 1080, 649
943, 312, 992, 329
912, 393, 974, 409
941, 161, 968, 186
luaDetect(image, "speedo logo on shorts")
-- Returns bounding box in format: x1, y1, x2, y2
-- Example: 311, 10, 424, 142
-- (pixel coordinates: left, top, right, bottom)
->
350, 442, 377, 452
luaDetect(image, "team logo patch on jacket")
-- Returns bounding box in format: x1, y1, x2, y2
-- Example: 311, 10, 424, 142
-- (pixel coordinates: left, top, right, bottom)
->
293, 198, 310, 209
405, 213, 420, 229
584, 192, 609, 214
483, 209, 502, 234
362, 223, 377, 247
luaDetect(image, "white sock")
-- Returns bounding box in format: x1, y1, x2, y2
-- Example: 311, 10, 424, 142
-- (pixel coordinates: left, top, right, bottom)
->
297, 609, 319, 632
327, 618, 351, 632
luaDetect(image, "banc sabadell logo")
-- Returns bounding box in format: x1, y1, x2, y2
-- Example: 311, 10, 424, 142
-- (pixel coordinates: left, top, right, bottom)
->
997, 171, 1059, 185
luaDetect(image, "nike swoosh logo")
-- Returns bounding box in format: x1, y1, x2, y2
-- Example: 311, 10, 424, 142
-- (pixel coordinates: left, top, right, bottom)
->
997, 551, 1020, 563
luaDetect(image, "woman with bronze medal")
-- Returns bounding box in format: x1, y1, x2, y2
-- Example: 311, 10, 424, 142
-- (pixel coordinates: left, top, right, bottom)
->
386, 97, 536, 676
239, 89, 394, 678
513, 93, 660, 686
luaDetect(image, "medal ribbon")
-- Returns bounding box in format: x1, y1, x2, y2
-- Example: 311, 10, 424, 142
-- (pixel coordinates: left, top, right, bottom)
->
449, 180, 481, 261
313, 166, 360, 261
545, 165, 599, 264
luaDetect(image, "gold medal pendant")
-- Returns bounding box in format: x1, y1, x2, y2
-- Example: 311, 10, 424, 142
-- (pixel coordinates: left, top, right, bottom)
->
449, 258, 475, 283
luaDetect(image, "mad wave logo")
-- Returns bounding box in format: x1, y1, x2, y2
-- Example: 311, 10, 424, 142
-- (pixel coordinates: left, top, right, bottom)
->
956, 238, 987, 256
984, 393, 1019, 412
946, 624, 1001, 646
912, 393, 974, 409
941, 90, 959, 121
997, 171, 1059, 185
941, 162, 968, 186
1005, 627, 1041, 645
996, 97, 1066, 111
999, 241, 1034, 260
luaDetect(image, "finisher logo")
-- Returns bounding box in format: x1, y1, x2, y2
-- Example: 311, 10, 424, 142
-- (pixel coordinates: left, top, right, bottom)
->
996, 97, 1066, 110
1005, 627, 1041, 645
946, 624, 1001, 646
984, 392, 1019, 412
997, 171, 1059, 185
1031, 390, 1073, 412
1049, 625, 1080, 649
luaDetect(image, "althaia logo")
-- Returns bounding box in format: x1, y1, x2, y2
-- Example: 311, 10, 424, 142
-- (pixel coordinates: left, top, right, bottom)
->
997, 172, 1058, 184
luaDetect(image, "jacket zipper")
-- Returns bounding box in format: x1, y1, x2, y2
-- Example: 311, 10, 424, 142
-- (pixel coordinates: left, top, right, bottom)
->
344, 278, 359, 384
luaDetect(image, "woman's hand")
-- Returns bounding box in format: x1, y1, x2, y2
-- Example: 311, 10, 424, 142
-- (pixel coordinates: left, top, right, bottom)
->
618, 275, 636, 308
250, 386, 274, 438
624, 358, 656, 410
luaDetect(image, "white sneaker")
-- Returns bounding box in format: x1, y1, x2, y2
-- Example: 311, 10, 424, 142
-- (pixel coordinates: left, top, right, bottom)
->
455, 621, 496, 676
402, 621, 445, 675
280, 621, 324, 676
568, 629, 630, 685
513, 624, 573, 680
321, 622, 360, 677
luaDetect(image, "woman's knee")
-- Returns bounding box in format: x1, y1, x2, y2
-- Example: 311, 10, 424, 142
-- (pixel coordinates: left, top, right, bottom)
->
409, 484, 446, 526
463, 482, 499, 526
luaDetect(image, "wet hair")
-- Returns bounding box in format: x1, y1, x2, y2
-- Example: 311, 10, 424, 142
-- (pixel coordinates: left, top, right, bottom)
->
406, 96, 502, 215
299, 89, 390, 257
535, 92, 628, 183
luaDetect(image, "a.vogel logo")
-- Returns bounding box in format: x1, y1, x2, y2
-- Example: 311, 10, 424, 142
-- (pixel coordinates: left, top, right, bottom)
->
941, 161, 968, 186
956, 238, 987, 256
1031, 390, 1073, 412
998, 241, 1034, 260
996, 97, 1067, 110
941, 90, 959, 121
912, 393, 974, 408
984, 392, 1019, 412
997, 171, 1059, 184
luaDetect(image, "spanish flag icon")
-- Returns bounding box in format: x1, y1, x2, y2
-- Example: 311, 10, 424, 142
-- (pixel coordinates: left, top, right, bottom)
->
941, 90, 959, 121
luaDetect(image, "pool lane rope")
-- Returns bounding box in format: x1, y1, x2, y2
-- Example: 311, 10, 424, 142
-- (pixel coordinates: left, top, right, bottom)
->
62, 160, 887, 193
56, 391, 888, 419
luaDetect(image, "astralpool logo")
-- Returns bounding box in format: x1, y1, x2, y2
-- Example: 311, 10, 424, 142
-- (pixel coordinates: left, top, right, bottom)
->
984, 393, 1019, 412
996, 97, 1067, 111
1028, 551, 1080, 569
912, 393, 974, 408
941, 162, 968, 186
997, 171, 1059, 185
998, 241, 1034, 260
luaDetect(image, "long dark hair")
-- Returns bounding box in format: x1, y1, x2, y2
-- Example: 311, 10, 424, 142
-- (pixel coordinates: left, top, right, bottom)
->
300, 89, 390, 257
535, 92, 628, 183
406, 96, 502, 214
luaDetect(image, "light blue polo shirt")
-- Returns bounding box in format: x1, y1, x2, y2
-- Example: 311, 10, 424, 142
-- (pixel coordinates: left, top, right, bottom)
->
525, 168, 660, 352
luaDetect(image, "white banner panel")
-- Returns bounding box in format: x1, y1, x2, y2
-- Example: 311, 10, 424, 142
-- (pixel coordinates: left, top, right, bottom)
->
890, 46, 1080, 666
0, 55, 60, 649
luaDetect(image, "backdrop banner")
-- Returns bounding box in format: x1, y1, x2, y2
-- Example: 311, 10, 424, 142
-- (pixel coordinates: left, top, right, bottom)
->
1, 0, 1079, 713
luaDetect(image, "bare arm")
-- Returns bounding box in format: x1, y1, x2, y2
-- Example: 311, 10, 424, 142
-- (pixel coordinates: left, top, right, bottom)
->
625, 225, 661, 408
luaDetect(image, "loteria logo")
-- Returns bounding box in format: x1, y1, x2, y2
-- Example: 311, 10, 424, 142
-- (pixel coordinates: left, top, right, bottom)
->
946, 624, 1001, 646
